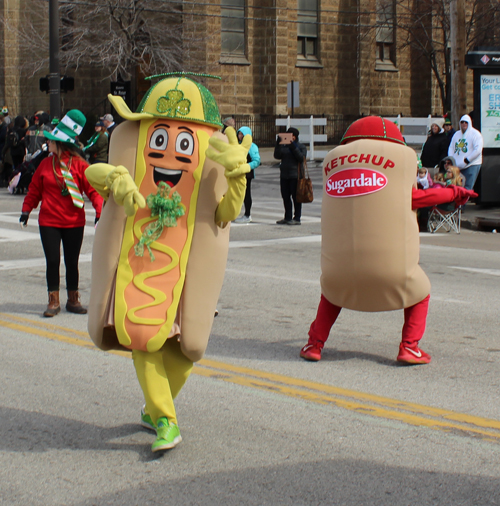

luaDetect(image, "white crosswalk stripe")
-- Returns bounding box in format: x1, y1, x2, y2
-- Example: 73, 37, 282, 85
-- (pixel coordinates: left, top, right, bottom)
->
0, 211, 97, 241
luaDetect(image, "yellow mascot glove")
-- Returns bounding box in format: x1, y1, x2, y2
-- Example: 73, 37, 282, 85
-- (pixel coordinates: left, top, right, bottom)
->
215, 173, 247, 225
105, 165, 146, 216
206, 127, 252, 178
85, 163, 114, 200
85, 163, 145, 216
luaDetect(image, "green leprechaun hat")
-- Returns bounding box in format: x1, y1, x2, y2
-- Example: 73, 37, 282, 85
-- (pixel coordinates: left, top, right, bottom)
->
44, 109, 86, 145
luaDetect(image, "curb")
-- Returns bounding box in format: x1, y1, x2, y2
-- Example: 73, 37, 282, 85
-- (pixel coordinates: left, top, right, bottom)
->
461, 216, 500, 232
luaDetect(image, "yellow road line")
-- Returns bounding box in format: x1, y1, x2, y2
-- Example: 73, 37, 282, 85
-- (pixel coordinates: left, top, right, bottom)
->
198, 358, 500, 432
0, 312, 90, 338
195, 365, 500, 441
1, 313, 499, 441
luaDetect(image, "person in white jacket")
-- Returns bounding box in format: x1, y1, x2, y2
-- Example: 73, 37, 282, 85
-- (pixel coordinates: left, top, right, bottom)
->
448, 114, 483, 190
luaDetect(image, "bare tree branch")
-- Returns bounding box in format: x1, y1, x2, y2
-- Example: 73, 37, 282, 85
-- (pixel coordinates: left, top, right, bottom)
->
1, 0, 206, 83
377, 0, 500, 113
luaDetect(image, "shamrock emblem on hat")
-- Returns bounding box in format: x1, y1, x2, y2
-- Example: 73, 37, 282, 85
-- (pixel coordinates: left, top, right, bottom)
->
157, 90, 191, 117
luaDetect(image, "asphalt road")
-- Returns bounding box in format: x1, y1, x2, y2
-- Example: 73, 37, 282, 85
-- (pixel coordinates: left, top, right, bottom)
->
1, 163, 499, 505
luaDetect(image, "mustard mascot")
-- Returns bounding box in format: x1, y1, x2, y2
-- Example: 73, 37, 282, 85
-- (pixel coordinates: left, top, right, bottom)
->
300, 116, 477, 365
86, 73, 251, 452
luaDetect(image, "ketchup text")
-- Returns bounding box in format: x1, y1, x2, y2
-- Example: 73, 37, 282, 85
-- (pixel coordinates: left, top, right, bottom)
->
324, 153, 395, 175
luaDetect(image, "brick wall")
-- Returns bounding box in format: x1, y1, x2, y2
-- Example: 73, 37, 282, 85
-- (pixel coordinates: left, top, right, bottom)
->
0, 0, 487, 124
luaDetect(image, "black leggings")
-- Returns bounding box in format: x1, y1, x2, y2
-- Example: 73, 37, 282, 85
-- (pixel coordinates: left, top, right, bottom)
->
39, 226, 85, 292
243, 173, 253, 217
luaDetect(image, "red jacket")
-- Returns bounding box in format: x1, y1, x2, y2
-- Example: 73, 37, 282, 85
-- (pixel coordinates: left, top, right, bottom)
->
22, 153, 103, 228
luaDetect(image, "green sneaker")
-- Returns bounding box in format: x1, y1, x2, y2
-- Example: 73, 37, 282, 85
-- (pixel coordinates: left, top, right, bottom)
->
140, 405, 155, 431
151, 417, 182, 452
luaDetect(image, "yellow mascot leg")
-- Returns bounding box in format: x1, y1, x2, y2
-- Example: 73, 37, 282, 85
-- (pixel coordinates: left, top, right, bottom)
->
132, 348, 177, 426
132, 339, 193, 426
162, 338, 194, 399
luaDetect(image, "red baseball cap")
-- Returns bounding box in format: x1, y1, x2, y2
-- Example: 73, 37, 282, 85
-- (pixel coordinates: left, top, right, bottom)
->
340, 116, 405, 145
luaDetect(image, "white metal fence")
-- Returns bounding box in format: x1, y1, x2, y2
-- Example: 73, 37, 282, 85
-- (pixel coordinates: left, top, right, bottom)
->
384, 115, 445, 145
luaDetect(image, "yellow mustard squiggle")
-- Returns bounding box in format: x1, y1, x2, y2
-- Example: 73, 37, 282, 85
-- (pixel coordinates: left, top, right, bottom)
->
126, 216, 179, 325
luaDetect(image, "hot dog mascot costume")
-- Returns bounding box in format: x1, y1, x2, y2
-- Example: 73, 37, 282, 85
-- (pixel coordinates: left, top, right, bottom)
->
300, 116, 476, 364
85, 73, 251, 452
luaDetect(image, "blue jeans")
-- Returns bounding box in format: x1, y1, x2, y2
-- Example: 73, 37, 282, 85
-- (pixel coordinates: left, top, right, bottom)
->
461, 164, 481, 190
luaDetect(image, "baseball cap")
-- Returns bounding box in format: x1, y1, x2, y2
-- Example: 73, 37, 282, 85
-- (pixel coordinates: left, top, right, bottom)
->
100, 114, 114, 122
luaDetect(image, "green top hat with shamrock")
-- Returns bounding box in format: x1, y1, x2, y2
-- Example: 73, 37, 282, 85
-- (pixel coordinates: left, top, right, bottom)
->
44, 109, 86, 145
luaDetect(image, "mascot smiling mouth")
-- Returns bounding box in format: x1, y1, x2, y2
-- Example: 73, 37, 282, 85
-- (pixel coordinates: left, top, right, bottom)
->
153, 167, 184, 187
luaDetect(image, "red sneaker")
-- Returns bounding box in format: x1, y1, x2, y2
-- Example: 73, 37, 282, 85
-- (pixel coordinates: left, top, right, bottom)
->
397, 342, 431, 365
300, 342, 323, 361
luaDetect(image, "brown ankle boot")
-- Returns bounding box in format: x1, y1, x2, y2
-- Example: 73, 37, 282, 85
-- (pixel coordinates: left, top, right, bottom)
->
43, 291, 61, 317
66, 290, 87, 314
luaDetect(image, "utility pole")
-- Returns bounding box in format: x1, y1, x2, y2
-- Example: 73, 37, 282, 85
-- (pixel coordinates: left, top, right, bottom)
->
49, 0, 61, 120
450, 0, 466, 128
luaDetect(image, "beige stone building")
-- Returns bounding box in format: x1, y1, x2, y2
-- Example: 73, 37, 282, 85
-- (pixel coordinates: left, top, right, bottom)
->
1, 0, 494, 142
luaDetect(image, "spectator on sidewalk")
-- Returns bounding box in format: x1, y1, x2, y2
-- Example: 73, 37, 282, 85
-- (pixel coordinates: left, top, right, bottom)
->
420, 123, 448, 170
443, 118, 455, 149
24, 112, 51, 161
2, 107, 11, 126
100, 113, 116, 137
437, 155, 456, 175
1, 115, 28, 186
234, 126, 260, 224
448, 114, 483, 191
274, 127, 307, 225
222, 117, 235, 133
83, 121, 109, 164
0, 117, 7, 162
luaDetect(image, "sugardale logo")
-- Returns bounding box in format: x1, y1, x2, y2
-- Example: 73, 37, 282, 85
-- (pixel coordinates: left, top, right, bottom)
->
325, 168, 387, 198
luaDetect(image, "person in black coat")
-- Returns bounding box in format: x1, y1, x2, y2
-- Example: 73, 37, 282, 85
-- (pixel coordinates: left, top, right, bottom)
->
443, 118, 456, 150
1, 115, 28, 186
420, 123, 448, 169
0, 119, 6, 162
273, 127, 307, 225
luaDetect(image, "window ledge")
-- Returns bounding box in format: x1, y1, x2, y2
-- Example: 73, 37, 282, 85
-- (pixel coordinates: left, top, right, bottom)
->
219, 55, 250, 66
296, 59, 323, 69
375, 60, 398, 72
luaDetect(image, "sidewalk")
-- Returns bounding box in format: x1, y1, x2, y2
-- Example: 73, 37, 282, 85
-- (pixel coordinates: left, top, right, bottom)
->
460, 203, 500, 232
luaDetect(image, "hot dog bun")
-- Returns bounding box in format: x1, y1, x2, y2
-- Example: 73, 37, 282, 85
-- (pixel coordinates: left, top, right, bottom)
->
88, 120, 138, 351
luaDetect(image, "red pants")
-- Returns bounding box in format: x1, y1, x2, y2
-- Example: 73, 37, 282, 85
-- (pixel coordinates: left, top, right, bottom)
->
308, 294, 431, 347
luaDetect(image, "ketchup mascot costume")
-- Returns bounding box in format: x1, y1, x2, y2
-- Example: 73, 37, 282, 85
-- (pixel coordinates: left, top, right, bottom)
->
300, 116, 476, 365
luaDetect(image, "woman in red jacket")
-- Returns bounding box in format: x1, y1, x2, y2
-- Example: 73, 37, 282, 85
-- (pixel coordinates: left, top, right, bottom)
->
19, 110, 103, 317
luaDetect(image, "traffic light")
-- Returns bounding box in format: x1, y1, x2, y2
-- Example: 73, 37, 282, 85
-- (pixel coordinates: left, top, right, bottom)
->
61, 76, 74, 92
39, 77, 49, 93
39, 75, 74, 93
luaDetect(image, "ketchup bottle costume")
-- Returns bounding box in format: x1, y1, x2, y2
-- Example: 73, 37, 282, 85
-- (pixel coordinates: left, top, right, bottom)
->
300, 117, 476, 364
